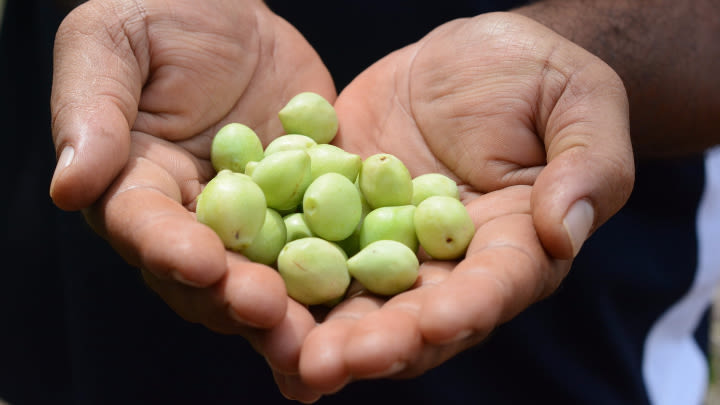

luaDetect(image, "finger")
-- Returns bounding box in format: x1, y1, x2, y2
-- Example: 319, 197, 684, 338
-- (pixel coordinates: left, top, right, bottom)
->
50, 1, 148, 210
140, 253, 287, 333
340, 262, 459, 380
87, 165, 227, 287
272, 370, 323, 404
299, 263, 454, 392
419, 212, 570, 344
223, 254, 288, 328
251, 299, 317, 374
530, 29, 634, 259
299, 296, 383, 392
84, 132, 223, 287
141, 269, 247, 335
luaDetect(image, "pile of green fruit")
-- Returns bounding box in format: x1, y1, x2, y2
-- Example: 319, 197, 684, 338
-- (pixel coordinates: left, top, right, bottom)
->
196, 92, 475, 306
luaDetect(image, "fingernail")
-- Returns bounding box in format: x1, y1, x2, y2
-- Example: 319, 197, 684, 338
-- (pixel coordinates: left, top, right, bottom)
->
228, 307, 264, 328
171, 271, 205, 288
50, 145, 74, 195
444, 328, 473, 344
364, 361, 406, 378
563, 199, 594, 257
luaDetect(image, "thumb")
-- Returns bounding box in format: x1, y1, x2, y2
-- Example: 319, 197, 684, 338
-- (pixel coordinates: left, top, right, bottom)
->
49, 2, 146, 211
532, 57, 635, 259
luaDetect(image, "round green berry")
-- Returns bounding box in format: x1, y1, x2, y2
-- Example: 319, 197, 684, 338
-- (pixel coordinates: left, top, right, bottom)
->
414, 196, 475, 260
210, 123, 264, 173
358, 153, 413, 209
303, 173, 362, 241
411, 173, 460, 205
359, 205, 418, 252
278, 92, 338, 144
348, 240, 419, 296
196, 170, 267, 251
264, 134, 317, 156
277, 237, 350, 305
241, 208, 287, 265
250, 150, 312, 211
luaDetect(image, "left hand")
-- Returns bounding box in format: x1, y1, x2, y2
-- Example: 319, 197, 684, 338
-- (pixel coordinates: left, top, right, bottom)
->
277, 12, 634, 401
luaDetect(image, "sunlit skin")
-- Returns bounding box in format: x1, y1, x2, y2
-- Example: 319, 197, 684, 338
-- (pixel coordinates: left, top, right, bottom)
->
49, 2, 635, 402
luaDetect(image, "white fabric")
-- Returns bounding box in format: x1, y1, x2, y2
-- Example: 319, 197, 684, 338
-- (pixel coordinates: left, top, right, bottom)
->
643, 146, 720, 405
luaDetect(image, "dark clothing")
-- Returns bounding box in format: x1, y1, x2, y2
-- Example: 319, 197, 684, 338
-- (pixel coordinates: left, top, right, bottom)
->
1, 1, 715, 404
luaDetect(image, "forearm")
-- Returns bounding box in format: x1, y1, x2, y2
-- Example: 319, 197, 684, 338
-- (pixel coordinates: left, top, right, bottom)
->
513, 0, 720, 158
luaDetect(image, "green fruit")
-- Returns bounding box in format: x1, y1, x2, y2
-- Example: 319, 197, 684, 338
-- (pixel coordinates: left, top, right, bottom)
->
414, 196, 475, 260
359, 205, 418, 252
306, 144, 362, 182
358, 153, 413, 209
283, 212, 314, 243
278, 92, 338, 144
250, 150, 312, 211
303, 173, 362, 241
210, 123, 264, 173
335, 184, 372, 257
277, 237, 351, 305
241, 209, 287, 265
411, 173, 460, 205
196, 170, 267, 251
348, 240, 419, 296
264, 134, 317, 156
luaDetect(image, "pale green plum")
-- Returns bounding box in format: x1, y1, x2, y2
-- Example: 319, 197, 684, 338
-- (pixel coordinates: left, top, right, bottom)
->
278, 92, 338, 144
359, 205, 418, 252
306, 144, 362, 182
250, 150, 312, 211
241, 209, 287, 265
277, 237, 351, 305
358, 153, 413, 209
414, 196, 475, 260
303, 173, 362, 241
283, 212, 314, 243
264, 134, 317, 156
210, 123, 264, 173
412, 173, 460, 205
335, 182, 372, 257
347, 240, 419, 296
196, 170, 267, 251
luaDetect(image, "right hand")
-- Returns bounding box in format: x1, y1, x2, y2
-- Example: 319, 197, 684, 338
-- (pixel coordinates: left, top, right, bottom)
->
49, 1, 334, 400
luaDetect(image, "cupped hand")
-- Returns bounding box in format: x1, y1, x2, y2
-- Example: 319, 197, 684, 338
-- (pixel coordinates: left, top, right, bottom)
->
49, 0, 334, 397
287, 12, 635, 399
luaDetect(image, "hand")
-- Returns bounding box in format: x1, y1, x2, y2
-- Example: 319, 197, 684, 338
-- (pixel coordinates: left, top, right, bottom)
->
48, 0, 334, 394
287, 12, 634, 399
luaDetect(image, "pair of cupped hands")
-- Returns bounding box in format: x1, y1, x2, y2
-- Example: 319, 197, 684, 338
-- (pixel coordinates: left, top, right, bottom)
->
49, 0, 634, 402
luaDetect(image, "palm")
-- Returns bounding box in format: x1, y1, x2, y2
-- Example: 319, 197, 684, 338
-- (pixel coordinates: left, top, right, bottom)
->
334, 21, 545, 194
293, 13, 632, 398
126, 0, 335, 157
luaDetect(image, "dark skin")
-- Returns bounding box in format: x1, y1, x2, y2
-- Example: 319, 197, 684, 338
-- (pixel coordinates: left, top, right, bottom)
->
48, 0, 718, 402
515, 0, 720, 158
